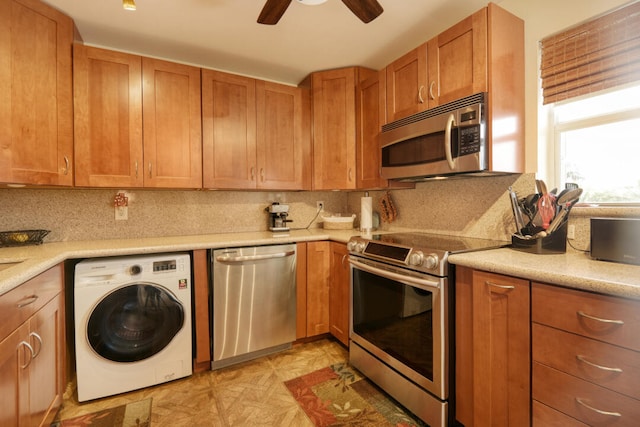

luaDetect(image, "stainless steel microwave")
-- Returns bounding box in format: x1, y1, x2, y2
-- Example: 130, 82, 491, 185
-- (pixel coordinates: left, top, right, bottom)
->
381, 92, 487, 181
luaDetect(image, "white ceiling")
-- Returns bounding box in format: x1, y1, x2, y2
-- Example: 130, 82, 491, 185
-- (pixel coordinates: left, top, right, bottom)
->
43, 0, 498, 85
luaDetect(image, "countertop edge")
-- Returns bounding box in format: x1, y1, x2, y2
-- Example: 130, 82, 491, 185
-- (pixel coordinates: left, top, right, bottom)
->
449, 248, 640, 300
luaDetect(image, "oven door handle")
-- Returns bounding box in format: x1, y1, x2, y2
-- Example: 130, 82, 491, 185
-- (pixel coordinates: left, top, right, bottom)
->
349, 258, 441, 291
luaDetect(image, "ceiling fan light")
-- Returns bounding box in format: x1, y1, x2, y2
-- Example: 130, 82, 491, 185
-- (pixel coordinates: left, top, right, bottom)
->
297, 0, 327, 5
123, 0, 136, 11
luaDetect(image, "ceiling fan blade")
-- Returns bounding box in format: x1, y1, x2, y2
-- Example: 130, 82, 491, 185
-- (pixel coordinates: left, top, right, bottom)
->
341, 0, 383, 23
258, 0, 293, 25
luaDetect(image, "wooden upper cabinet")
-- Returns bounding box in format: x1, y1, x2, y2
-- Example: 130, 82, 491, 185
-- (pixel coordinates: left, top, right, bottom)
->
74, 45, 143, 187
427, 8, 487, 106
310, 67, 375, 190
142, 58, 202, 188
0, 0, 73, 186
356, 70, 387, 189
385, 44, 428, 123
74, 47, 202, 188
256, 80, 309, 190
202, 70, 257, 189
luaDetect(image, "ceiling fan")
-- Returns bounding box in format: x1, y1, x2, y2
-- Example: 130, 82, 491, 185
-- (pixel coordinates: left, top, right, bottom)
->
258, 0, 384, 25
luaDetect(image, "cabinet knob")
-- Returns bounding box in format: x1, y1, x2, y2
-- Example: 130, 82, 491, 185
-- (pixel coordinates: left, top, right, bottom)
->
429, 81, 436, 100
418, 85, 425, 104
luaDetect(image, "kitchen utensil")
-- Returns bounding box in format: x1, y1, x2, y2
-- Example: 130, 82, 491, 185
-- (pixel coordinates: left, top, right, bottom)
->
509, 187, 526, 235
556, 188, 582, 207
537, 193, 556, 229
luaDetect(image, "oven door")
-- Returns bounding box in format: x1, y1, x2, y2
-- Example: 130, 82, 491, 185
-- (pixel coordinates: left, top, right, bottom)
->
349, 256, 448, 400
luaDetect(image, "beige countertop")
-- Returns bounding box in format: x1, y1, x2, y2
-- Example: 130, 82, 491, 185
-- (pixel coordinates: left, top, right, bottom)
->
2, 229, 639, 300
0, 229, 357, 296
449, 248, 640, 300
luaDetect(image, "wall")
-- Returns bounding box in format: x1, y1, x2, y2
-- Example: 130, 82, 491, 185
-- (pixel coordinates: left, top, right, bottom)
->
498, 0, 630, 174
1, 174, 535, 244
0, 188, 347, 242
347, 174, 535, 241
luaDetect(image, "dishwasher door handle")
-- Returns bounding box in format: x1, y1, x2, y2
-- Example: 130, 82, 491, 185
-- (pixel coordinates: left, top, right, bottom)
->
215, 250, 295, 263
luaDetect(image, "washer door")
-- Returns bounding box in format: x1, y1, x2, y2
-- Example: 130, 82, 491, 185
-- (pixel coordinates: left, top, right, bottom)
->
87, 283, 185, 362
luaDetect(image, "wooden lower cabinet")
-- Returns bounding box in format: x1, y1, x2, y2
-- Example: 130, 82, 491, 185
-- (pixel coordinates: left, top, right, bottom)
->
0, 265, 64, 427
296, 241, 349, 345
192, 250, 211, 373
299, 241, 330, 337
329, 242, 349, 346
532, 282, 640, 426
455, 266, 530, 426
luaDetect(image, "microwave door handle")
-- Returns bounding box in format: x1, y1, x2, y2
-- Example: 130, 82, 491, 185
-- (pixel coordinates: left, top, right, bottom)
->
444, 113, 456, 170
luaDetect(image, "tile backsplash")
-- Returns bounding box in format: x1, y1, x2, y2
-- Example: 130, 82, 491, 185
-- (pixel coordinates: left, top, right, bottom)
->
8, 173, 622, 250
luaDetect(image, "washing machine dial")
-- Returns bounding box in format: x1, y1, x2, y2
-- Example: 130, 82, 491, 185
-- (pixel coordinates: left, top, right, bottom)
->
129, 265, 142, 275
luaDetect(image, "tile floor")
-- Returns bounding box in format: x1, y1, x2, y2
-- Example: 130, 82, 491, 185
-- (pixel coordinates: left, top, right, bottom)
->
54, 338, 350, 426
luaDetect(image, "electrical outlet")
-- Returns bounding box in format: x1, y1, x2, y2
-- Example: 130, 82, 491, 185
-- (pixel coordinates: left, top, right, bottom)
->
115, 206, 128, 220
567, 224, 575, 239
316, 201, 324, 211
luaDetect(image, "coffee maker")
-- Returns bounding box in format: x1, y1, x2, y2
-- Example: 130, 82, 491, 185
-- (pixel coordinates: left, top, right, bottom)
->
267, 202, 292, 232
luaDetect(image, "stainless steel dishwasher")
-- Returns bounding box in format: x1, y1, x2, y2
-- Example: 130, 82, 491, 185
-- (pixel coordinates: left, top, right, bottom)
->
211, 244, 296, 369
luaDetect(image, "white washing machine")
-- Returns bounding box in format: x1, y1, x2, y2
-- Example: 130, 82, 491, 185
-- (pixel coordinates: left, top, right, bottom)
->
74, 253, 193, 402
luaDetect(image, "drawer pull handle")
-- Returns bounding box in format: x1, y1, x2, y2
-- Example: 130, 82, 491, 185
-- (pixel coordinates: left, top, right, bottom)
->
17, 294, 39, 308
577, 310, 624, 325
485, 281, 515, 290
575, 397, 621, 418
576, 355, 623, 373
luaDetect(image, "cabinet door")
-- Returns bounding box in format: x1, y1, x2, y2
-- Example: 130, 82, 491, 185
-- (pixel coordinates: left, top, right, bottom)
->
356, 70, 387, 189
202, 70, 257, 189
311, 68, 357, 190
0, 0, 73, 186
427, 8, 487, 106
28, 294, 63, 427
329, 242, 350, 346
73, 45, 143, 187
472, 270, 530, 426
306, 241, 330, 336
142, 58, 202, 188
0, 323, 31, 427
385, 45, 428, 123
256, 81, 308, 190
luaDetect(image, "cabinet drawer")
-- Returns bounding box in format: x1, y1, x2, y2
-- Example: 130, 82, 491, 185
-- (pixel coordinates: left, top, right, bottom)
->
533, 323, 640, 399
533, 400, 588, 427
532, 282, 640, 351
533, 362, 640, 426
0, 265, 63, 340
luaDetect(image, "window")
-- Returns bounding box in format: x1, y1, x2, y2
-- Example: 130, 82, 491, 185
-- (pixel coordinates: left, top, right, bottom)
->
550, 84, 640, 203
540, 2, 640, 204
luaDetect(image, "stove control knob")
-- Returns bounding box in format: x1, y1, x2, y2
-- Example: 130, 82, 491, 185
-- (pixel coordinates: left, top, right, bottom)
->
408, 251, 424, 266
347, 241, 365, 253
424, 253, 439, 270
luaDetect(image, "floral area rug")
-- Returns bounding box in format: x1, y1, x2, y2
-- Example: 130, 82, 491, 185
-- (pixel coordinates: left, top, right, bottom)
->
52, 398, 152, 427
284, 363, 426, 427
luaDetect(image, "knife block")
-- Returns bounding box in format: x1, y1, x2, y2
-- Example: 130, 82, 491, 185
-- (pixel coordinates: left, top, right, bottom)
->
511, 220, 567, 254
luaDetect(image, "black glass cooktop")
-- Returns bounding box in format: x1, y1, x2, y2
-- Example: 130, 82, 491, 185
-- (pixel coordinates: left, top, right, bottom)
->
367, 232, 509, 254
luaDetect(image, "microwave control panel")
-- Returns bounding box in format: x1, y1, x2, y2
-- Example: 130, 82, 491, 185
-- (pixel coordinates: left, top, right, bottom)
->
458, 125, 481, 156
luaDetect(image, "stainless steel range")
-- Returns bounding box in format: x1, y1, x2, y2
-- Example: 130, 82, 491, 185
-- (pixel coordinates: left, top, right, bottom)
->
347, 232, 508, 426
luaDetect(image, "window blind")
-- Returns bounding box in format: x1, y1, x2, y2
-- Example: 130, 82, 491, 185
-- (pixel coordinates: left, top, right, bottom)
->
540, 1, 640, 104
